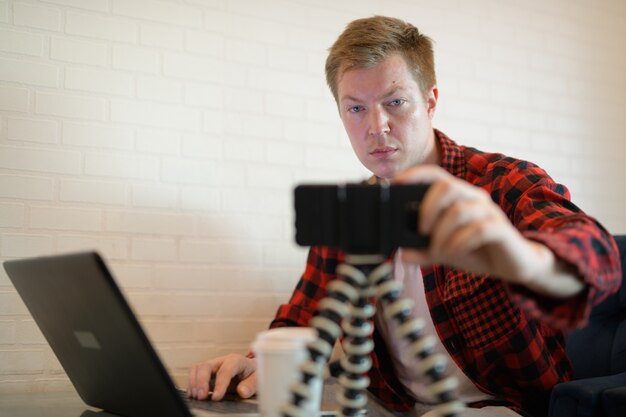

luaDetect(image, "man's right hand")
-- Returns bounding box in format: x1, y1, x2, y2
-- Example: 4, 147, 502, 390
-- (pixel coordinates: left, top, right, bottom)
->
187, 353, 257, 401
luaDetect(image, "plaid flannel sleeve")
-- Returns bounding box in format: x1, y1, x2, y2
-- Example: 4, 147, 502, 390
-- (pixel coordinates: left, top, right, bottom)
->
491, 160, 622, 329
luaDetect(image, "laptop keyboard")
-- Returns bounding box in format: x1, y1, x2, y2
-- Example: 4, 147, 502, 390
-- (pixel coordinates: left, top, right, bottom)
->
178, 389, 340, 416
179, 390, 259, 414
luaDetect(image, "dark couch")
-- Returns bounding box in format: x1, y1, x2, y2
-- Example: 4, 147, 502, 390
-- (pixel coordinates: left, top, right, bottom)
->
548, 235, 626, 417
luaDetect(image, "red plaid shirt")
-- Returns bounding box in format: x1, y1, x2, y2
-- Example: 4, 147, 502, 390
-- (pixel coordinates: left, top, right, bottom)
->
270, 130, 621, 417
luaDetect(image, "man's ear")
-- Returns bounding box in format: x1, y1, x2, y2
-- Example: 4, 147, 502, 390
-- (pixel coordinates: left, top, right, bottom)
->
426, 85, 438, 119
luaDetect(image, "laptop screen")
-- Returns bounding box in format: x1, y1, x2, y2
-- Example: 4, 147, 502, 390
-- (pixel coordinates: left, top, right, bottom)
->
4, 252, 192, 417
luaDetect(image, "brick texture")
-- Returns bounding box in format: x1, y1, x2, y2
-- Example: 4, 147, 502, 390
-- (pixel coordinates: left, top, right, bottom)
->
1, 0, 625, 394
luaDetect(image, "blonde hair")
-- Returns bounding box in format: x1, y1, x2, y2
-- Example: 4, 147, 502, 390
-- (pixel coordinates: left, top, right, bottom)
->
325, 15, 436, 103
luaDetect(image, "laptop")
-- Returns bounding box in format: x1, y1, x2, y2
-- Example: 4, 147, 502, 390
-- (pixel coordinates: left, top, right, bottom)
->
3, 251, 260, 417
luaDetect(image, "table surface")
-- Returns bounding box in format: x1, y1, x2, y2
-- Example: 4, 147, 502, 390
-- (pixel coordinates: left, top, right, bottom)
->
0, 389, 260, 417
0, 382, 415, 417
0, 390, 98, 417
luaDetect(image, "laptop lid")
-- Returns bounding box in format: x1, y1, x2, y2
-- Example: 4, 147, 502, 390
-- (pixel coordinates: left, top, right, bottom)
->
4, 251, 192, 417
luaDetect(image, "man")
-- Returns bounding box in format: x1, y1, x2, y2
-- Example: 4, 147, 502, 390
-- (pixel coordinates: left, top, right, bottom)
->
187, 16, 621, 417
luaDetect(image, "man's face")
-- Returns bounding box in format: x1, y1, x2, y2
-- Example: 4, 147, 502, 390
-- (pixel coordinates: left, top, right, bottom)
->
337, 53, 439, 179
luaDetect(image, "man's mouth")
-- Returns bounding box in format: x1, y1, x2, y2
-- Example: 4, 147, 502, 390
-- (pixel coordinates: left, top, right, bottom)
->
370, 146, 397, 157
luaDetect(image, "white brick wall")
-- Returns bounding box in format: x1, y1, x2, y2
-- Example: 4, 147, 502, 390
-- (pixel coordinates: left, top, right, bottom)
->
0, 86, 28, 112
13, 3, 61, 32
1, 0, 625, 393
50, 37, 108, 66
8, 117, 58, 144
0, 57, 58, 87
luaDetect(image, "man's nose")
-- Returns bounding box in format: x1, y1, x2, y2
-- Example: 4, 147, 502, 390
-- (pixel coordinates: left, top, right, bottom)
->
368, 108, 390, 136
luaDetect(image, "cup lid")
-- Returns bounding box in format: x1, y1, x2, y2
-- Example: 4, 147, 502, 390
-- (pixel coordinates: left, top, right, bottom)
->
251, 338, 306, 353
255, 327, 316, 343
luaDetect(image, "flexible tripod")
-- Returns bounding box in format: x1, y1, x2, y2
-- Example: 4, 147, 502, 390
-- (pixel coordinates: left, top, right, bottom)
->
281, 253, 465, 417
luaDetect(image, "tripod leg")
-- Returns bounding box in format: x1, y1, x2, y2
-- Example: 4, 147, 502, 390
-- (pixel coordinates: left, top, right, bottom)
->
335, 259, 381, 417
369, 267, 465, 417
281, 264, 362, 417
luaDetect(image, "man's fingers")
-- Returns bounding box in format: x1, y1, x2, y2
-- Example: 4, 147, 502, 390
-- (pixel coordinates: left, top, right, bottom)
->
441, 218, 512, 275
187, 354, 257, 402
188, 362, 212, 398
187, 357, 224, 399
211, 362, 236, 400
394, 165, 492, 236
421, 178, 490, 235
187, 363, 197, 396
419, 180, 458, 234
194, 363, 213, 400
212, 354, 252, 401
429, 200, 495, 257
236, 371, 257, 399
400, 248, 430, 265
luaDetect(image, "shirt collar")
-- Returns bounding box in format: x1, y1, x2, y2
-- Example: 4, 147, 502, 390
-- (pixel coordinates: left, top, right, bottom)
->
434, 128, 466, 179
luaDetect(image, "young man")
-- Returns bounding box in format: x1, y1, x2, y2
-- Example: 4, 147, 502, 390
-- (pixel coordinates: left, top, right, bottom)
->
187, 16, 621, 417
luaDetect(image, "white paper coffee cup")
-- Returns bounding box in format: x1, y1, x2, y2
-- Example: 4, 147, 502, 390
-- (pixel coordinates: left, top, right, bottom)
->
252, 327, 322, 417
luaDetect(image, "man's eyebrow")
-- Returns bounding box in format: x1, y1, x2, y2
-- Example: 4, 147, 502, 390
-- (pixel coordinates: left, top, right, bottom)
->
382, 85, 404, 98
339, 85, 407, 104
339, 94, 361, 103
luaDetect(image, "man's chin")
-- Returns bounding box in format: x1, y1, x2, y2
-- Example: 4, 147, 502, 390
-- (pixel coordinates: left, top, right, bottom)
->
370, 167, 397, 181
363, 159, 402, 180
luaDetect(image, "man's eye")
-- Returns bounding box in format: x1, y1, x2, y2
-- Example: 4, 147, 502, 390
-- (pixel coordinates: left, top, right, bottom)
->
388, 99, 406, 106
348, 105, 364, 113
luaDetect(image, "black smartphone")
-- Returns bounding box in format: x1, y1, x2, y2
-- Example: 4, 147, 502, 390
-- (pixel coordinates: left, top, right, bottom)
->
294, 183, 430, 255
